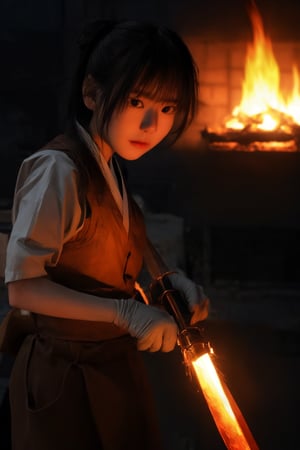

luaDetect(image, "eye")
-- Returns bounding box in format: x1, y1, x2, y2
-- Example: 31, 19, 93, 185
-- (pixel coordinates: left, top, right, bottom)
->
129, 97, 144, 108
161, 105, 177, 114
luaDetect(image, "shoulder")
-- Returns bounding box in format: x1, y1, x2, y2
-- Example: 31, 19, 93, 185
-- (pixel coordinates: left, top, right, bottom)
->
19, 149, 78, 182
22, 132, 80, 171
23, 148, 77, 168
13, 150, 81, 210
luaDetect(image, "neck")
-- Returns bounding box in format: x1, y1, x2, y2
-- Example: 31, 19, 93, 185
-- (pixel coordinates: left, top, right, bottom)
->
92, 133, 113, 163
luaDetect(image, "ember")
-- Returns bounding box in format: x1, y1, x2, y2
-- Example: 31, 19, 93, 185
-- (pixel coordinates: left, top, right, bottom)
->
202, 0, 300, 151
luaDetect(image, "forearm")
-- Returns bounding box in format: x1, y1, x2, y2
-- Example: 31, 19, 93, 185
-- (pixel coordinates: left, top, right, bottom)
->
8, 277, 119, 322
7, 276, 179, 352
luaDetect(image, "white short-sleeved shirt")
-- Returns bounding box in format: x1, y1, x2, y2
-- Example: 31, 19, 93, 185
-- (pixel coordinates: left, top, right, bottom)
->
5, 150, 85, 283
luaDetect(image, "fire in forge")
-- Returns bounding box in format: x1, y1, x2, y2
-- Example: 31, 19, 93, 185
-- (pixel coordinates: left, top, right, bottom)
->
202, 0, 300, 152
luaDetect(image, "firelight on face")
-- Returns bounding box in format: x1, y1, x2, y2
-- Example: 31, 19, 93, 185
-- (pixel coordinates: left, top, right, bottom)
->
106, 94, 177, 160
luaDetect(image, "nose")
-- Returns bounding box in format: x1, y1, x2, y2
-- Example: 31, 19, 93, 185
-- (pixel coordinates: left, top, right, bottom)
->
140, 108, 157, 132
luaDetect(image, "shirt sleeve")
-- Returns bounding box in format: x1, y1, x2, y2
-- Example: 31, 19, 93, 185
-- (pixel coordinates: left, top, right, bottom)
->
5, 150, 84, 283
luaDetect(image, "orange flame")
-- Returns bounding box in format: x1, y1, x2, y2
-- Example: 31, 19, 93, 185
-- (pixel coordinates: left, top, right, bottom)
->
192, 353, 259, 449
226, 0, 300, 132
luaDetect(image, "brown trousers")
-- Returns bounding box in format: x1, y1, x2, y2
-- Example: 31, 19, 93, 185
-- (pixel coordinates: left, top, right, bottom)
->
9, 332, 164, 450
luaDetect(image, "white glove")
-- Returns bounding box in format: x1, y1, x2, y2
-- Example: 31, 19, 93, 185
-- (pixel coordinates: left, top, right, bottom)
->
113, 298, 178, 352
168, 272, 209, 324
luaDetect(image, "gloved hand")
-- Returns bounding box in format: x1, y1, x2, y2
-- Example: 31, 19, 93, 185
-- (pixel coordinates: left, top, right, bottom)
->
168, 272, 209, 325
113, 298, 178, 352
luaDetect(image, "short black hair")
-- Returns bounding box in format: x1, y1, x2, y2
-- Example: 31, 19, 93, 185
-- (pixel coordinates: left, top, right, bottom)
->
68, 20, 198, 145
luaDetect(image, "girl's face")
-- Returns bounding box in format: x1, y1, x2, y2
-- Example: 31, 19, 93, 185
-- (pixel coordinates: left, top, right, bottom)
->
100, 93, 177, 161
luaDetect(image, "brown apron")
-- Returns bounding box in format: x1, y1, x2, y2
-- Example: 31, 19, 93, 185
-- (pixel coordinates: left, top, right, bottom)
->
9, 318, 163, 450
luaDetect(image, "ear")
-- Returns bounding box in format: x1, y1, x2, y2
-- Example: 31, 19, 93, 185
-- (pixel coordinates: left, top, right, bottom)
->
82, 74, 99, 111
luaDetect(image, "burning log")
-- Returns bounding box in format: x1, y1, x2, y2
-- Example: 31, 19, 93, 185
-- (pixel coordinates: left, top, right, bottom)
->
201, 127, 299, 152
201, 127, 298, 145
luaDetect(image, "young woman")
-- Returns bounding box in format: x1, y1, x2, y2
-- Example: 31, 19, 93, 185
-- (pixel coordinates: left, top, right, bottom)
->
5, 20, 209, 450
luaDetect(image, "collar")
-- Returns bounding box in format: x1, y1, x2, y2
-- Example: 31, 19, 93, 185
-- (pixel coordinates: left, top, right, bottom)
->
75, 121, 129, 234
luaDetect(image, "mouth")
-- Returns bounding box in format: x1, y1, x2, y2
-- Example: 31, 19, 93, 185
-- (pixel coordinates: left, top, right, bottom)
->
129, 140, 150, 149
